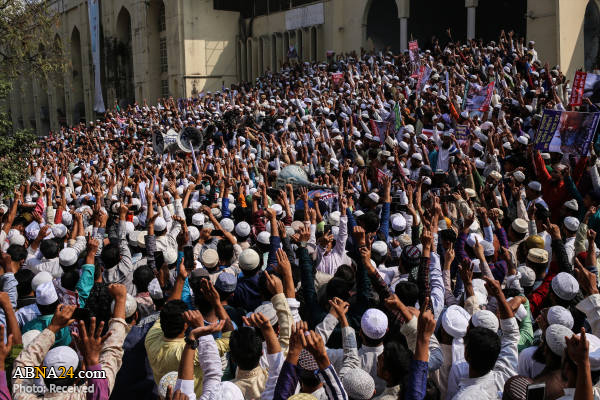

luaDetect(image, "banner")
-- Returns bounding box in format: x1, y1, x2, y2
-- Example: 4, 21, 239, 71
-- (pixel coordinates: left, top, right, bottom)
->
285, 2, 324, 30
533, 109, 600, 156
569, 71, 587, 107
394, 103, 402, 131
409, 40, 419, 77
464, 82, 495, 112
377, 168, 392, 184
455, 124, 469, 143
331, 72, 344, 89
584, 72, 600, 104
370, 119, 391, 147
88, 0, 105, 113
416, 65, 432, 93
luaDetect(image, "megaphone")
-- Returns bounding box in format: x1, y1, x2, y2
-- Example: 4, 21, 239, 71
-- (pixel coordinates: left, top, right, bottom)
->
177, 126, 204, 153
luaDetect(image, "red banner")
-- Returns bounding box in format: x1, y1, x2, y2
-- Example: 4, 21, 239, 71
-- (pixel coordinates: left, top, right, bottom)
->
331, 72, 344, 89
569, 70, 587, 107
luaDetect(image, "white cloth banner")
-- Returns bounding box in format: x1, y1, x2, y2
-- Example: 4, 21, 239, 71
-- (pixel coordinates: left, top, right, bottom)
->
88, 0, 105, 113
285, 3, 324, 31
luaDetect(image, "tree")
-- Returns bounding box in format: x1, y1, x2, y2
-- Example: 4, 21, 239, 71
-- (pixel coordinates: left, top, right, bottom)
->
0, 0, 64, 197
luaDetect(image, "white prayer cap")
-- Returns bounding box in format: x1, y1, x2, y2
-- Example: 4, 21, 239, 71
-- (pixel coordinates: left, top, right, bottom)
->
360, 308, 388, 340
341, 368, 375, 400
474, 159, 486, 169
517, 136, 529, 145
111, 293, 138, 318
32, 271, 53, 291
158, 372, 178, 399
220, 218, 234, 233
164, 248, 178, 265
192, 213, 205, 226
22, 330, 41, 348
9, 233, 25, 246
564, 199, 579, 212
372, 241, 388, 257
412, 153, 423, 161
404, 124, 415, 133
36, 281, 58, 305
239, 249, 260, 270
552, 272, 579, 301
563, 216, 580, 232
584, 333, 600, 371
220, 381, 244, 399
512, 219, 528, 234
442, 305, 470, 338
271, 204, 283, 216
328, 211, 341, 227
43, 346, 79, 370
202, 222, 214, 231
528, 181, 542, 192
211, 207, 222, 219
368, 192, 380, 203
527, 248, 548, 264
202, 249, 219, 268
517, 266, 536, 287
471, 310, 499, 332
154, 216, 167, 231
59, 247, 78, 267
489, 170, 502, 181
541, 152, 551, 160
235, 221, 251, 237
60, 211, 72, 226
513, 171, 526, 182
51, 224, 68, 239
545, 324, 572, 356
190, 201, 202, 212
252, 302, 278, 326
188, 226, 200, 242
125, 221, 135, 234
473, 143, 484, 153
148, 278, 164, 300
547, 305, 574, 329
391, 215, 406, 231
465, 233, 484, 248
257, 231, 271, 245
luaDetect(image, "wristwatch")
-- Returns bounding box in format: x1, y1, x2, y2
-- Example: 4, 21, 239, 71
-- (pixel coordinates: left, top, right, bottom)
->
184, 336, 199, 349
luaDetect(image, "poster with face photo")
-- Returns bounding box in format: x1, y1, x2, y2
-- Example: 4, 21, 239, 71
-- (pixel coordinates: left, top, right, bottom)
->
534, 109, 600, 156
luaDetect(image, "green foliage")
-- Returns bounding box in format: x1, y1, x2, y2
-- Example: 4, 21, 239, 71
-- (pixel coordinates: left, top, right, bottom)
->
0, 80, 36, 198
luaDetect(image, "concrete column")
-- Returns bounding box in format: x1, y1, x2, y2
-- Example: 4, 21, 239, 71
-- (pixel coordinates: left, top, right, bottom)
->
465, 0, 478, 40
400, 18, 408, 52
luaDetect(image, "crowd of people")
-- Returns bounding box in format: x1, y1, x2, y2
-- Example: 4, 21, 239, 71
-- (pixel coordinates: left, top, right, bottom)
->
1, 29, 600, 400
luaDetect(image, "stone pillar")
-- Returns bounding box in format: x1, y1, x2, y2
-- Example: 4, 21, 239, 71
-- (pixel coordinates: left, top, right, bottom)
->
397, 0, 410, 52
466, 0, 478, 40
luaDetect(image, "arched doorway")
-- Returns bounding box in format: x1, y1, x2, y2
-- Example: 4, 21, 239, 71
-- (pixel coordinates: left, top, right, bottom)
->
113, 7, 134, 108
71, 27, 85, 124
585, 0, 600, 71
53, 34, 67, 127
365, 0, 400, 52
408, 0, 464, 48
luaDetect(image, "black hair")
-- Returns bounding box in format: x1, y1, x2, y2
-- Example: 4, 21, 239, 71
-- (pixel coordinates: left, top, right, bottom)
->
6, 244, 27, 262
84, 283, 113, 334
534, 206, 550, 221
358, 211, 380, 233
60, 269, 80, 291
298, 367, 321, 389
325, 277, 353, 302
512, 230, 527, 242
38, 300, 59, 316
217, 239, 234, 263
14, 269, 34, 298
395, 281, 419, 307
230, 327, 263, 370
382, 340, 411, 385
133, 266, 155, 293
159, 300, 188, 339
40, 239, 59, 260
333, 264, 355, 283
465, 327, 501, 375
528, 260, 547, 276
100, 243, 120, 269
503, 288, 522, 299
440, 229, 457, 243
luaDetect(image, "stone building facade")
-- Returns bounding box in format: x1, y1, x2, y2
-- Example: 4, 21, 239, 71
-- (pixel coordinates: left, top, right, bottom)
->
8, 0, 600, 135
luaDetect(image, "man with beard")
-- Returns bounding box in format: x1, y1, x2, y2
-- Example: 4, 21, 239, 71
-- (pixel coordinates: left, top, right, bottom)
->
531, 146, 588, 222
432, 125, 459, 172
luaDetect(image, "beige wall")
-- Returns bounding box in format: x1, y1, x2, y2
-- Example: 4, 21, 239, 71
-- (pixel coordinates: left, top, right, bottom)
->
7, 0, 594, 136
